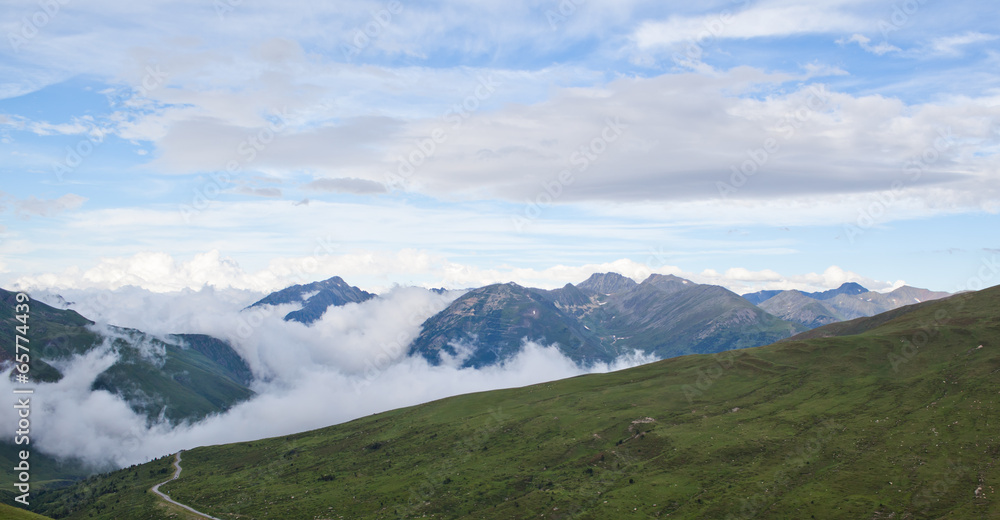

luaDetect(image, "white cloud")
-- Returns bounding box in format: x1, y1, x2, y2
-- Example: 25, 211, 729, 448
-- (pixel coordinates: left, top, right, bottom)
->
3, 286, 657, 468
336, 73, 999, 210
230, 186, 283, 198
0, 114, 93, 136
927, 32, 999, 57
12, 194, 87, 218
633, 3, 864, 49
4, 2, 996, 220
838, 33, 900, 55
14, 246, 910, 300
697, 265, 903, 294
304, 177, 388, 195
14, 250, 287, 293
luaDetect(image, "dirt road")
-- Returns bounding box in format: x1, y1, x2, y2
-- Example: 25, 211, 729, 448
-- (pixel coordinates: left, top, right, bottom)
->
150, 451, 223, 520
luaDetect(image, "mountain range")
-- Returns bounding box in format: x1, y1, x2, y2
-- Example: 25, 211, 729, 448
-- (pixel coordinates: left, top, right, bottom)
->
748, 282, 951, 329
411, 273, 910, 367
4, 276, 952, 405
28, 283, 1000, 519
741, 281, 868, 304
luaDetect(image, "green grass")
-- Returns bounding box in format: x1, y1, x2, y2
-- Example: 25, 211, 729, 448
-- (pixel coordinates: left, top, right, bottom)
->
0, 503, 51, 520
30, 455, 177, 520
0, 502, 55, 519
33, 286, 1000, 519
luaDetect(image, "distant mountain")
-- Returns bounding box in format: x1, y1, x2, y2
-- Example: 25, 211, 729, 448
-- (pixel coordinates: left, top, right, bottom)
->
759, 290, 845, 329
408, 282, 613, 368
755, 284, 951, 329
1, 288, 254, 424
576, 272, 637, 295
824, 286, 951, 321
808, 281, 868, 300
582, 274, 804, 358
247, 276, 374, 324
741, 289, 783, 305
410, 273, 805, 367
742, 282, 867, 304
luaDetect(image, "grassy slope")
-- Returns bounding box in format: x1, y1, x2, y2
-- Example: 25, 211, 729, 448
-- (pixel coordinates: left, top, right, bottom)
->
0, 503, 55, 519
0, 288, 98, 382
30, 455, 177, 520
35, 287, 1000, 519
91, 336, 255, 423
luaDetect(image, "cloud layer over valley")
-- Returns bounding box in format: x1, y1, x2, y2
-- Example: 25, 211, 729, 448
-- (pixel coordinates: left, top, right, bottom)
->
1, 285, 656, 468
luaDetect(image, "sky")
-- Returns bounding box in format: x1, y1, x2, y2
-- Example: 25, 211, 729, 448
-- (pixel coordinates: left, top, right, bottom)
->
1, 0, 999, 470
2, 0, 999, 296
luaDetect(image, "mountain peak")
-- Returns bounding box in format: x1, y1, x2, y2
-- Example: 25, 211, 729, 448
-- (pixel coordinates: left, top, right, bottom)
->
745, 282, 869, 305
247, 276, 374, 324
408, 282, 609, 368
577, 272, 637, 295
640, 273, 693, 293
810, 282, 868, 300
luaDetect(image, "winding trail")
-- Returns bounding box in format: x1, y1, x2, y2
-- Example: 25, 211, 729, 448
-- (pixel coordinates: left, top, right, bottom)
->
151, 451, 224, 520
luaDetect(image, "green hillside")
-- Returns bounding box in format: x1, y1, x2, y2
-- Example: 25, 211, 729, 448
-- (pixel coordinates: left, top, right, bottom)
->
32, 285, 1000, 519
0, 288, 256, 493
31, 455, 179, 519
0, 288, 254, 425
0, 503, 55, 520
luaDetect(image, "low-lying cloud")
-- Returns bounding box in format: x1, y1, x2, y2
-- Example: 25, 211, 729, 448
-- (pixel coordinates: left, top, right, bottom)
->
2, 285, 657, 469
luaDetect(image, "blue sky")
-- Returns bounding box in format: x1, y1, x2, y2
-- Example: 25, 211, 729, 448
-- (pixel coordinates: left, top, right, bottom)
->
1, 0, 998, 294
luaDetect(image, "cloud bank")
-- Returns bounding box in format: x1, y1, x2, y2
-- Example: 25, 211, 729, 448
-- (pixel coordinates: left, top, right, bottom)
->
2, 285, 657, 469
